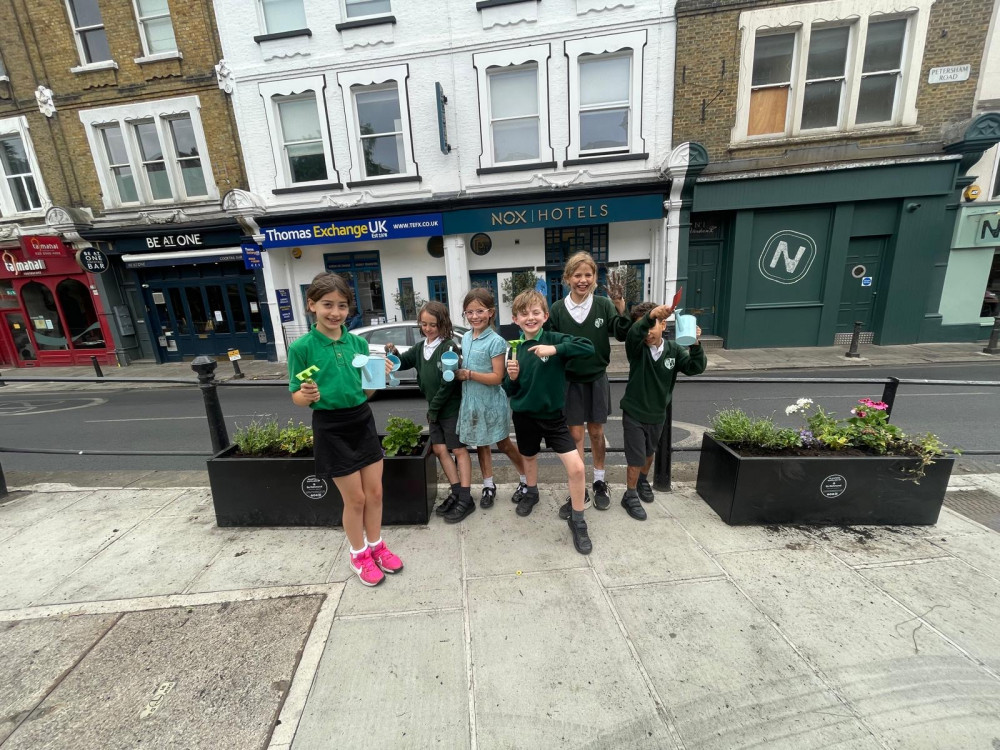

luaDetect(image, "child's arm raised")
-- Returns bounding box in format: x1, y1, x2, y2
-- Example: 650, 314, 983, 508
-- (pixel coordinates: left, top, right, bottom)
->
674, 328, 707, 376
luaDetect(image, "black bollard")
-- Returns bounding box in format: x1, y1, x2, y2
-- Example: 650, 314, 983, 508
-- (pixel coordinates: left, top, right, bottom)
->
653, 402, 673, 492
191, 356, 230, 453
231, 358, 245, 379
91, 355, 104, 377
0, 457, 7, 500
984, 316, 1000, 355
845, 321, 863, 358
0, 370, 5, 387
880, 376, 900, 420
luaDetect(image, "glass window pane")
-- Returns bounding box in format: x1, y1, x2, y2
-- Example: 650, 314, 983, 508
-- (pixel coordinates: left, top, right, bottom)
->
489, 68, 537, 119
863, 19, 906, 73
286, 142, 327, 182
492, 118, 539, 162
0, 135, 30, 174
227, 284, 249, 333
262, 0, 306, 32
580, 109, 628, 151
137, 0, 170, 14
356, 88, 401, 135
168, 117, 198, 158
801, 79, 843, 129
134, 122, 164, 161
9, 177, 40, 212
752, 33, 794, 86
245, 283, 263, 331
206, 286, 230, 334
362, 134, 403, 176
21, 282, 67, 351
57, 279, 104, 348
345, 0, 391, 17
145, 162, 172, 199
113, 167, 139, 203
185, 287, 211, 334
144, 17, 177, 53
168, 288, 189, 334
580, 56, 630, 107
81, 28, 112, 63
856, 74, 898, 123
806, 26, 849, 79
69, 0, 103, 27
180, 161, 207, 196
278, 98, 321, 142
101, 126, 129, 164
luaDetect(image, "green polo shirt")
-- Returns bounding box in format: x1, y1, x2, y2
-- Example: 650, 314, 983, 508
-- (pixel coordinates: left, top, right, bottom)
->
287, 325, 368, 411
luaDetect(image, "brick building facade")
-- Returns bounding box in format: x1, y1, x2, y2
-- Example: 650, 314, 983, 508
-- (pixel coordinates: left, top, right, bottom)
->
672, 0, 1000, 347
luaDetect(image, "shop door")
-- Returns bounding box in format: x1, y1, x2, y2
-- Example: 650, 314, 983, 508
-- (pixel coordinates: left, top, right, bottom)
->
838, 237, 887, 334
2, 311, 37, 365
688, 240, 721, 335
469, 273, 498, 329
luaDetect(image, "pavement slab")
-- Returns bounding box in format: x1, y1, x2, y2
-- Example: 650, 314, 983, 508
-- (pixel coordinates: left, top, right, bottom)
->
152, 488, 214, 518
0, 490, 96, 527
612, 578, 880, 750
0, 614, 118, 743
468, 569, 676, 749
291, 609, 469, 748
2, 596, 322, 750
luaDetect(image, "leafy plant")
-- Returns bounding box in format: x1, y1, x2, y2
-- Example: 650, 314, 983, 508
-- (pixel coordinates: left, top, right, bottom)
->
501, 270, 539, 304
710, 409, 799, 450
391, 288, 425, 320
233, 419, 312, 457
382, 416, 424, 457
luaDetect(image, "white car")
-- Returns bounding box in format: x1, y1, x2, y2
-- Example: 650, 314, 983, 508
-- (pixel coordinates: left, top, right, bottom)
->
351, 321, 469, 386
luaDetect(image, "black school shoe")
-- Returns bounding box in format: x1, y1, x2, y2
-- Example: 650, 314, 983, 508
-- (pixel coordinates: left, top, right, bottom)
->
567, 516, 593, 555
637, 478, 655, 504
481, 486, 496, 509
510, 481, 528, 504
515, 492, 539, 516
558, 489, 592, 520
444, 495, 476, 524
621, 492, 647, 521
435, 491, 458, 517
592, 480, 611, 510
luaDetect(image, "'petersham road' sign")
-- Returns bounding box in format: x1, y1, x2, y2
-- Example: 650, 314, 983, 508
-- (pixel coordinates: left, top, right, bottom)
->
263, 214, 443, 249
928, 65, 971, 84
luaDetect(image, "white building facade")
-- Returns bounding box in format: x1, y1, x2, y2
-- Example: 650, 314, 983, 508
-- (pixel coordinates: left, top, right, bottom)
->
213, 0, 693, 359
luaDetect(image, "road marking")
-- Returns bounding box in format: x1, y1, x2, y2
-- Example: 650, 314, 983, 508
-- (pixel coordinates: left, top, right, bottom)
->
85, 414, 268, 423
0, 398, 107, 416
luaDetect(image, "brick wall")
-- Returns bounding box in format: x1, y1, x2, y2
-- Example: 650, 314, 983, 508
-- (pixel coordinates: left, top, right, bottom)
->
673, 0, 993, 166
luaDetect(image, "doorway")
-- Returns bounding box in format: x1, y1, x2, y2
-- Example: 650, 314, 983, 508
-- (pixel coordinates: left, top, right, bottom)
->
2, 311, 37, 365
838, 236, 888, 335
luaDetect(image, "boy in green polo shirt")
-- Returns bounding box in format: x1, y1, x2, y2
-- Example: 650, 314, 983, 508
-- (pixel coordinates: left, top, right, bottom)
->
503, 290, 596, 554
619, 301, 706, 520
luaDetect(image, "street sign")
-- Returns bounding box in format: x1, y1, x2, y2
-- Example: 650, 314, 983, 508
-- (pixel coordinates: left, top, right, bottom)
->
76, 247, 109, 274
228, 349, 241, 361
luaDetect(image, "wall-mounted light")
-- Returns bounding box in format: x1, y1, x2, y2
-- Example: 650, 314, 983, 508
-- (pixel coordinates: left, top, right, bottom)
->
906, 202, 922, 212
291, 247, 302, 259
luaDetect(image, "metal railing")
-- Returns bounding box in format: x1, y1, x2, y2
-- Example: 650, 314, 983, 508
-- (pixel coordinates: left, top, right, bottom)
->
2, 357, 999, 500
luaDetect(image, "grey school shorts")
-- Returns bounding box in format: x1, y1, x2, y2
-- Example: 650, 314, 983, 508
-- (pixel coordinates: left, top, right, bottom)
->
428, 414, 465, 451
622, 411, 664, 466
564, 373, 611, 426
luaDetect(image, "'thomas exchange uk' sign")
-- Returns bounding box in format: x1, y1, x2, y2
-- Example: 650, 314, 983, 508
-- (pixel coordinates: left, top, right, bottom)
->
758, 230, 818, 285
262, 213, 443, 249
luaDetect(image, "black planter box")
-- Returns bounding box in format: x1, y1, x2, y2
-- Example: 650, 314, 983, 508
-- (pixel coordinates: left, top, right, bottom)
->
207, 439, 438, 527
695, 434, 954, 526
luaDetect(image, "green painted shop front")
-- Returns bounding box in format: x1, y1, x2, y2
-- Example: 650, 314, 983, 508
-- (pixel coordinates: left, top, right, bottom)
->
687, 159, 963, 348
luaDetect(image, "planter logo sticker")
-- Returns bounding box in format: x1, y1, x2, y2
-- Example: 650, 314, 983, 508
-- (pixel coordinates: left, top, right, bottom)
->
820, 474, 847, 499
301, 475, 328, 500
759, 230, 817, 285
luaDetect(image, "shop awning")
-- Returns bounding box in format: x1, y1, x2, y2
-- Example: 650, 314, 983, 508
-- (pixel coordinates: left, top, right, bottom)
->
121, 248, 244, 269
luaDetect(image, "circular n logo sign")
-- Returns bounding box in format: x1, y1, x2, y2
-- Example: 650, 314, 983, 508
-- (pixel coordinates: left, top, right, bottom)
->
758, 230, 817, 285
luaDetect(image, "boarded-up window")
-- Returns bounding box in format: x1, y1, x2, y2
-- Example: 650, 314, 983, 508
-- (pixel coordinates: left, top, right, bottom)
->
748, 33, 794, 136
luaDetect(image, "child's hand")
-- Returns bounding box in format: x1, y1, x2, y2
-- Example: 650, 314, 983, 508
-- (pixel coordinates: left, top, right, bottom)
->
384, 358, 393, 375
650, 304, 675, 321
530, 344, 557, 359
299, 380, 320, 403
695, 326, 702, 343
506, 358, 519, 380
384, 342, 398, 356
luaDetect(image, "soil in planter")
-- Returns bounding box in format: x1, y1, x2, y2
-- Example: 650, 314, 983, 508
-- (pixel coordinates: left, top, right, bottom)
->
231, 435, 430, 459
719, 442, 931, 459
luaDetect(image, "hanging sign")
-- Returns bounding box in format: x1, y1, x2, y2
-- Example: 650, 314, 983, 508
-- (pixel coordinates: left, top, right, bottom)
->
435, 82, 452, 155
242, 243, 263, 269
77, 248, 110, 274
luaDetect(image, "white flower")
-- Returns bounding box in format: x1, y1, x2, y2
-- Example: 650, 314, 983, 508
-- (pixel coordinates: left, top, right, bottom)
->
850, 408, 858, 415
796, 398, 813, 407
785, 405, 798, 415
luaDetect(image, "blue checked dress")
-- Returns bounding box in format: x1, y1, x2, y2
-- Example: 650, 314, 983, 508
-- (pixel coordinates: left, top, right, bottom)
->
457, 327, 511, 447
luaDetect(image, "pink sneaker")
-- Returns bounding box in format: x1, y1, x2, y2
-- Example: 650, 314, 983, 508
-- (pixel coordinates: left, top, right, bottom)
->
370, 540, 404, 574
350, 547, 385, 587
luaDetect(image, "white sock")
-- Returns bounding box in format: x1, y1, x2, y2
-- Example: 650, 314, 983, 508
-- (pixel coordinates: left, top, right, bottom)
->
593, 469, 606, 483
350, 545, 366, 556
367, 537, 382, 548
483, 476, 495, 489
519, 474, 527, 485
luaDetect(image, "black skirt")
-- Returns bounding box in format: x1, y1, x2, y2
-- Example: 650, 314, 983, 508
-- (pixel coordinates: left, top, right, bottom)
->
312, 403, 383, 479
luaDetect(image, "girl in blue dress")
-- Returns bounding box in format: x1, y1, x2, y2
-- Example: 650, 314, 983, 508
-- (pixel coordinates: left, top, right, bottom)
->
456, 288, 527, 512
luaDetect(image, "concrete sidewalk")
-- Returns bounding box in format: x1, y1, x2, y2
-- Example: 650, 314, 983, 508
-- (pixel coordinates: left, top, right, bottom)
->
1, 339, 998, 389
2, 473, 999, 749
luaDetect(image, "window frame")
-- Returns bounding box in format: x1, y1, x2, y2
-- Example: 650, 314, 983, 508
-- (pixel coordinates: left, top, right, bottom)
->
79, 97, 217, 209
473, 44, 552, 171
257, 0, 308, 35
0, 116, 49, 218
259, 76, 339, 191
131, 0, 178, 58
338, 65, 417, 184
733, 0, 933, 144
565, 31, 646, 162
343, 0, 392, 21
486, 63, 542, 166
796, 23, 854, 134
64, 0, 114, 68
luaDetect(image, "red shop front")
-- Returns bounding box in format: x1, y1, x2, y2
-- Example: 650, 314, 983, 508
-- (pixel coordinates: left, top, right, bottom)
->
0, 236, 114, 367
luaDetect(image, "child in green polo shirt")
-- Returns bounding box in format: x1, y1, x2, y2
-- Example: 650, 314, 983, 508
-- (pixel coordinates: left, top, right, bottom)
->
386, 301, 474, 524
619, 301, 706, 520
289, 272, 402, 588
503, 290, 596, 555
